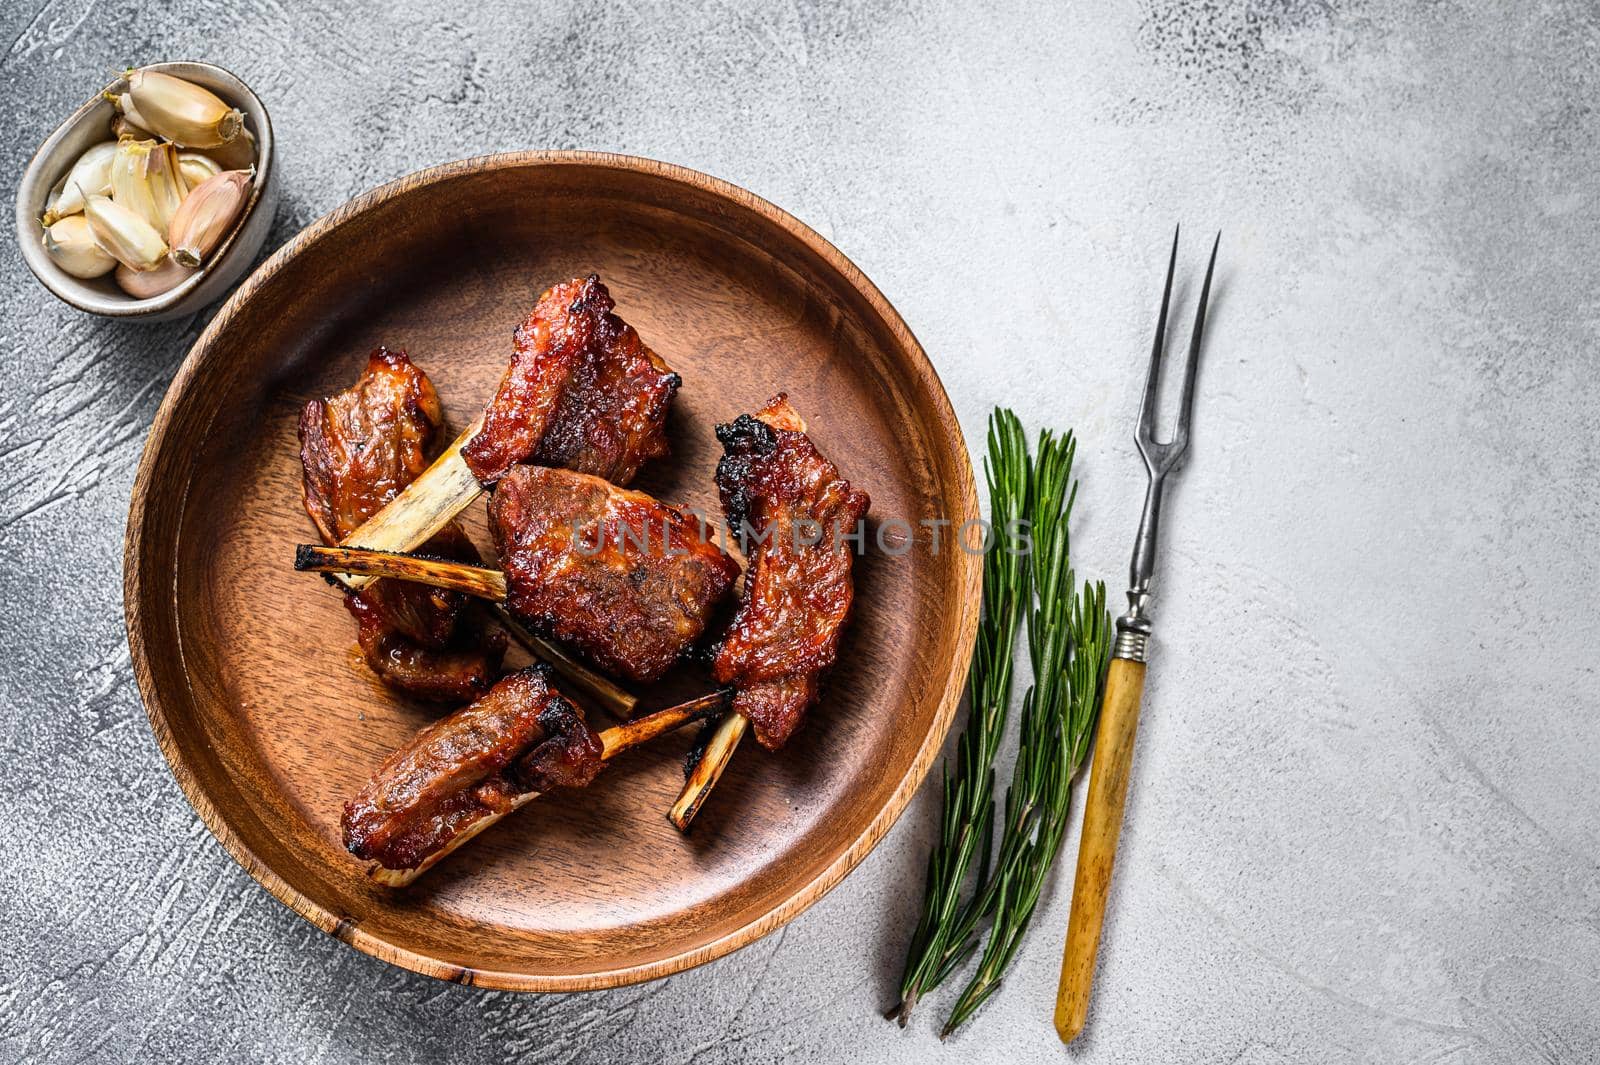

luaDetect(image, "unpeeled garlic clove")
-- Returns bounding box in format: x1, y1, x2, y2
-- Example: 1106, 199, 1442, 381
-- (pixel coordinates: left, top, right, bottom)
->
42, 141, 118, 225
108, 91, 157, 135
176, 151, 221, 189
42, 215, 117, 279
168, 169, 252, 267
124, 68, 242, 149
112, 114, 154, 140
115, 256, 195, 299
205, 127, 256, 171
84, 194, 168, 272
110, 138, 188, 233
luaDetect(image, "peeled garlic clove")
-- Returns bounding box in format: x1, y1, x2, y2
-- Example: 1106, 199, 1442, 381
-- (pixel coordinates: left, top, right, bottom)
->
124, 68, 242, 149
84, 194, 167, 272
206, 127, 256, 171
109, 138, 158, 225
146, 141, 189, 225
42, 141, 118, 224
110, 138, 188, 233
42, 175, 72, 226
42, 215, 117, 279
168, 169, 252, 267
176, 151, 221, 189
115, 257, 195, 299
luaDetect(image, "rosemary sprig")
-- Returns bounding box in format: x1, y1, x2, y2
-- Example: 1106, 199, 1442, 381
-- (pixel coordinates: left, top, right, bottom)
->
891, 419, 1112, 1035
893, 409, 1032, 1024
943, 576, 1109, 1035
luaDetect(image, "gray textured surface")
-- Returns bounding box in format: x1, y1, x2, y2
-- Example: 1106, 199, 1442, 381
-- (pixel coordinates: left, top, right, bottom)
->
2, 1, 1597, 1062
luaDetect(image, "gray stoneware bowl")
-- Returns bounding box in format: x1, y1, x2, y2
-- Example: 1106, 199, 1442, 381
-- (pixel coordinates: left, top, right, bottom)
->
16, 62, 277, 322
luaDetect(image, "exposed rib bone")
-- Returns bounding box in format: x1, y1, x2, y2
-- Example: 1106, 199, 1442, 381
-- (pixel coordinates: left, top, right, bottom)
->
488, 605, 638, 717
297, 543, 506, 598
296, 543, 637, 717
669, 711, 747, 832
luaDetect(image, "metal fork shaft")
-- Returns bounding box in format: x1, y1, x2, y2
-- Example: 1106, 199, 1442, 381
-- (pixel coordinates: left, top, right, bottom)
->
1114, 472, 1165, 662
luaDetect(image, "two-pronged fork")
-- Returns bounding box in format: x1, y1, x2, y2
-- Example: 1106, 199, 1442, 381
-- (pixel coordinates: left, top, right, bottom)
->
1054, 228, 1219, 1043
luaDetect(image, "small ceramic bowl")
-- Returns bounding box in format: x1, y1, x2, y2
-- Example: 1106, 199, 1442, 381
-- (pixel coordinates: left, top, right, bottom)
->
16, 62, 277, 322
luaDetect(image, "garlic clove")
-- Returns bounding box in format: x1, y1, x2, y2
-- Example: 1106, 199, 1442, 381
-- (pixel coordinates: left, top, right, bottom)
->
42, 141, 118, 225
168, 168, 252, 267
112, 114, 154, 140
42, 215, 117, 279
42, 174, 72, 226
115, 256, 195, 299
176, 151, 221, 189
109, 91, 158, 136
110, 138, 188, 233
84, 194, 168, 272
147, 141, 190, 223
124, 68, 243, 149
205, 127, 256, 171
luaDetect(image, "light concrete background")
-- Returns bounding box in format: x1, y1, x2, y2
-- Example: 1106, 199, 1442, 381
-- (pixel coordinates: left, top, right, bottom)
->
2, 2, 1597, 1062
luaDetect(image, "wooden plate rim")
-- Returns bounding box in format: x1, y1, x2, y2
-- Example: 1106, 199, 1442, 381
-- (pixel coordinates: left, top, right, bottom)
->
124, 149, 981, 991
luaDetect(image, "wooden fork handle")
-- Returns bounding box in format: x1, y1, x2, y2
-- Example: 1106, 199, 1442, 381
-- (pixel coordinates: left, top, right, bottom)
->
1054, 656, 1148, 1043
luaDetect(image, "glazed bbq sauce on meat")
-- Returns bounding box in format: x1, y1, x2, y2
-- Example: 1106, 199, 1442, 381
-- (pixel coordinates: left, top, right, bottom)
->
461, 274, 680, 487
299, 347, 506, 701
710, 395, 871, 751
488, 464, 742, 685
342, 664, 603, 870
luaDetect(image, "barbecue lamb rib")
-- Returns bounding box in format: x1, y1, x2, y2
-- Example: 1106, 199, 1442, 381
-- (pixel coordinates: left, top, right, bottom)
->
299, 347, 506, 701
462, 274, 680, 486
711, 394, 871, 750
489, 464, 741, 685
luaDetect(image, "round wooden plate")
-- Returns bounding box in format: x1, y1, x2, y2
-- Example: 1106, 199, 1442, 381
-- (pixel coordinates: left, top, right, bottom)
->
125, 151, 980, 991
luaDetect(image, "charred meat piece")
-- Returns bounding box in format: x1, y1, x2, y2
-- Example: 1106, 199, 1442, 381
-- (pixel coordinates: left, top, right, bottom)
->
344, 596, 505, 704
461, 274, 679, 486
711, 395, 871, 750
488, 464, 740, 684
344, 523, 480, 650
344, 593, 503, 703
342, 665, 603, 871
300, 345, 444, 546
532, 277, 680, 483
299, 347, 505, 701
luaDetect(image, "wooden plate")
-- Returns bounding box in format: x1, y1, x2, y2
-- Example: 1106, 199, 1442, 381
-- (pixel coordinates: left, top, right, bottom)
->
125, 151, 980, 991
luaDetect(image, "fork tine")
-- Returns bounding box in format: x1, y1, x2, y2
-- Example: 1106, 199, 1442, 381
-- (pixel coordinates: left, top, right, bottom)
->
1172, 231, 1219, 452
1138, 226, 1180, 446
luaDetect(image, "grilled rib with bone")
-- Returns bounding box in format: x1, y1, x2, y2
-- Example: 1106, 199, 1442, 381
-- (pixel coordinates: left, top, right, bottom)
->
297, 466, 741, 685
343, 664, 728, 884
712, 395, 871, 748
671, 394, 870, 829
325, 276, 676, 713
299, 348, 506, 701
344, 665, 599, 875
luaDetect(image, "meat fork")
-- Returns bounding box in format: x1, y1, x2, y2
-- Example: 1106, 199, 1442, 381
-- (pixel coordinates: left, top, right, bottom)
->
1054, 228, 1218, 1043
